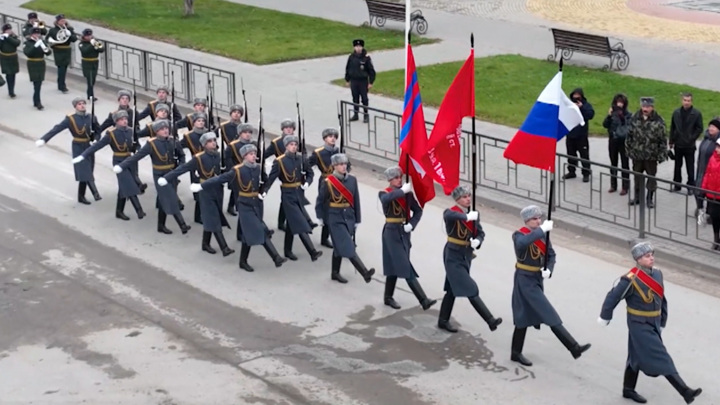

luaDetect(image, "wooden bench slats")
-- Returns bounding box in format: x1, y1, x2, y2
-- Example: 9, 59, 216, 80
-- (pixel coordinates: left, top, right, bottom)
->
548, 28, 629, 71
364, 0, 428, 34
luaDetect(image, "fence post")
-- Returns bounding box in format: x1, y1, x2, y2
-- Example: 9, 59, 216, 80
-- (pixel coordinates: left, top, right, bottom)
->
638, 177, 646, 238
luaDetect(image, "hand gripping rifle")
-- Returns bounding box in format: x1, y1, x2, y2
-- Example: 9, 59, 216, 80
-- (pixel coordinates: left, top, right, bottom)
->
170, 72, 180, 167
241, 77, 248, 124
258, 96, 266, 190
131, 76, 139, 152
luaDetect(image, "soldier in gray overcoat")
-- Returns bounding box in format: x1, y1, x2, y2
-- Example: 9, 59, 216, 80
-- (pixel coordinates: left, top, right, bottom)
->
180, 112, 207, 224
378, 166, 436, 310
175, 98, 208, 132
598, 242, 702, 404
437, 185, 502, 334
115, 120, 191, 235
509, 205, 591, 367
137, 104, 170, 140
37, 97, 101, 204
162, 132, 233, 257
73, 110, 145, 220
265, 134, 322, 262
316, 153, 374, 283
220, 111, 248, 216
200, 144, 287, 271
137, 86, 182, 123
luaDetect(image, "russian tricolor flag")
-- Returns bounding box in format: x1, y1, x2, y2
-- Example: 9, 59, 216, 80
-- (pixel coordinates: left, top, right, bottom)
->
503, 69, 584, 172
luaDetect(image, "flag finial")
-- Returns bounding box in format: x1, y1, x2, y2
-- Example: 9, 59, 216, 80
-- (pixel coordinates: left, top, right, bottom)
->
558, 57, 564, 72
407, 30, 411, 45
470, 33, 474, 48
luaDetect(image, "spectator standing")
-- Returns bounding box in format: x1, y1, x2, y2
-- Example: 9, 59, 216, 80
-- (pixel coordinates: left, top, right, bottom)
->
344, 39, 375, 124
669, 92, 703, 193
695, 118, 720, 218
625, 97, 668, 208
699, 138, 720, 251
562, 88, 595, 183
603, 93, 631, 195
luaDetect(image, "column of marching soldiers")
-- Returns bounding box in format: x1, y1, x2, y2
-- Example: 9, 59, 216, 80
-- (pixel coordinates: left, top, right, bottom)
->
5, 14, 704, 405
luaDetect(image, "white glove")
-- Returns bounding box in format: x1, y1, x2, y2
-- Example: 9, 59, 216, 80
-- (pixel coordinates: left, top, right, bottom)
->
403, 223, 413, 233
189, 183, 202, 193
35, 139, 45, 147
157, 177, 168, 187
597, 317, 610, 326
540, 220, 554, 233
470, 238, 481, 249
113, 165, 122, 174
0, 33, 8, 40
72, 156, 84, 164
317, 219, 324, 227
301, 182, 309, 190
258, 192, 266, 200
34, 40, 42, 48
466, 211, 479, 221
400, 182, 412, 193
542, 268, 552, 279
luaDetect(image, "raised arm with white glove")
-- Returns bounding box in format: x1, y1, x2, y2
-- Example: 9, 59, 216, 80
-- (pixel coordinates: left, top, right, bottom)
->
540, 220, 553, 233
466, 211, 479, 221
35, 139, 45, 147
400, 182, 412, 193
113, 165, 122, 174
597, 317, 610, 326
72, 156, 85, 164
189, 183, 203, 193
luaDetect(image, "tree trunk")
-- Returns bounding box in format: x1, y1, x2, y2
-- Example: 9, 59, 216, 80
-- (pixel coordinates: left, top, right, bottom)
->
184, 0, 195, 16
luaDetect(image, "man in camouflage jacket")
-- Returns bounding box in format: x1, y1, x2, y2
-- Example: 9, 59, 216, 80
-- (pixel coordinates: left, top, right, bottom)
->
625, 97, 667, 208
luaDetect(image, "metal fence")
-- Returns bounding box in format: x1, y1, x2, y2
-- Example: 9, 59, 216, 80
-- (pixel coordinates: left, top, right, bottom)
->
338, 100, 719, 252
1, 13, 236, 112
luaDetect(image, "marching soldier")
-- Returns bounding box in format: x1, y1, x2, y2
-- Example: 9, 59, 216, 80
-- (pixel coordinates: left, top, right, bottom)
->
72, 110, 145, 220
36, 97, 101, 204
22, 12, 47, 39
437, 185, 502, 334
23, 27, 51, 110
181, 112, 208, 223
199, 144, 287, 270
115, 120, 191, 235
598, 242, 702, 404
78, 28, 104, 101
175, 98, 208, 131
161, 132, 233, 256
344, 38, 375, 123
265, 119, 296, 232
137, 86, 181, 122
1, 23, 20, 98
265, 134, 322, 262
316, 153, 373, 283
219, 104, 245, 145
46, 14, 76, 93
137, 104, 171, 139
225, 123, 256, 216
509, 205, 590, 366
378, 166, 436, 310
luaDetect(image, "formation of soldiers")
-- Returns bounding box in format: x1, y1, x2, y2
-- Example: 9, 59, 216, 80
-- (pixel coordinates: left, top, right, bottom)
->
0, 12, 103, 109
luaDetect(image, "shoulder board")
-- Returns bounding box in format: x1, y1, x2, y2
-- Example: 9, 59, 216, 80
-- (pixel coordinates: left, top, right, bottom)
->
229, 139, 240, 145
221, 120, 230, 126
314, 146, 324, 152
272, 137, 282, 143
196, 151, 205, 157
150, 100, 157, 105
277, 153, 286, 160
625, 272, 636, 279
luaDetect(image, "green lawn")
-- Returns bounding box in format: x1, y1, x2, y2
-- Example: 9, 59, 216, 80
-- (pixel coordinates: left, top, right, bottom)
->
340, 54, 720, 136
23, 0, 438, 65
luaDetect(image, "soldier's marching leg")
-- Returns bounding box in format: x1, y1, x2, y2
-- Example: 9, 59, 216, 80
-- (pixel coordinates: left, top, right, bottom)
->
277, 205, 286, 231
78, 182, 90, 205
7, 74, 16, 98
57, 65, 68, 92
299, 233, 323, 261
115, 196, 130, 221
214, 231, 235, 256
157, 210, 172, 234
348, 255, 375, 283
227, 193, 237, 216
239, 243, 253, 272
666, 374, 702, 404
284, 231, 297, 261
406, 278, 437, 310
128, 195, 145, 219
510, 327, 532, 366
437, 292, 458, 333
32, 81, 43, 109
262, 240, 287, 267
468, 295, 503, 331
172, 213, 191, 234
331, 254, 347, 284
86, 180, 102, 201
202, 231, 216, 254
320, 225, 333, 248
193, 196, 202, 224
622, 366, 646, 403
550, 324, 591, 359
384, 276, 400, 309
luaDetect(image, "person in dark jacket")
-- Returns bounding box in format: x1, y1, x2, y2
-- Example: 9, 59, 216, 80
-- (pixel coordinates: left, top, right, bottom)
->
669, 93, 703, 193
603, 93, 631, 195
695, 118, 720, 218
344, 39, 375, 123
563, 88, 595, 182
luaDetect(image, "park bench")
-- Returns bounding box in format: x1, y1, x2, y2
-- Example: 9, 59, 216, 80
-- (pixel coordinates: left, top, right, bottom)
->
547, 28, 630, 71
364, 0, 428, 35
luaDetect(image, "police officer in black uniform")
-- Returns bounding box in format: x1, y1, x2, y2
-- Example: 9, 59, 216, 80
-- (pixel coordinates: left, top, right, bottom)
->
344, 39, 375, 123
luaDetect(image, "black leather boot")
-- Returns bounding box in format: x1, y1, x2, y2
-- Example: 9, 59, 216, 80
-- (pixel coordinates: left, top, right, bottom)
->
331, 255, 347, 283
194, 200, 202, 224
666, 374, 702, 404
551, 324, 591, 359
511, 327, 532, 366
284, 231, 297, 261
622, 366, 647, 403
87, 181, 101, 201
320, 226, 333, 248
173, 214, 191, 234
78, 182, 90, 205
349, 255, 374, 283
437, 293, 458, 333
299, 233, 323, 261
157, 211, 172, 234
227, 194, 237, 216
277, 206, 286, 231
263, 240, 287, 267
468, 296, 502, 331
239, 243, 253, 272
129, 195, 145, 219
202, 231, 216, 254
407, 278, 437, 310
384, 276, 400, 309
629, 191, 640, 206
647, 190, 655, 209
214, 231, 235, 256
115, 197, 130, 220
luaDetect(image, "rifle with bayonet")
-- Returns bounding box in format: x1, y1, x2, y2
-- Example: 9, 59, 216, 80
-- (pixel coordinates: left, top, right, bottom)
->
296, 95, 306, 184
171, 72, 180, 167
258, 96, 266, 189
241, 77, 248, 124
131, 77, 139, 152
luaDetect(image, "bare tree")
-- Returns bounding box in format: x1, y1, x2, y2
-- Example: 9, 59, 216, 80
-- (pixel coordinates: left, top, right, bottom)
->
184, 0, 195, 16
